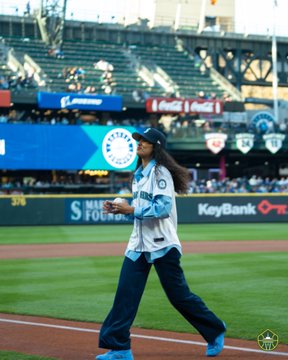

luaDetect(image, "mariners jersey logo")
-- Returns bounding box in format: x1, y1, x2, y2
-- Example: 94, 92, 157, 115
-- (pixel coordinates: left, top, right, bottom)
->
158, 179, 167, 189
102, 128, 137, 169
235, 133, 254, 154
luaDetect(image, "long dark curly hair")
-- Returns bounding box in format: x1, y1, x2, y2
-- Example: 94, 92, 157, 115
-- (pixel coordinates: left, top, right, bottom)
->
135, 144, 190, 194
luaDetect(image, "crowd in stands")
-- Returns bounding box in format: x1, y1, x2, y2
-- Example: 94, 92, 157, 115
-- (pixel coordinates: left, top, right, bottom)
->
1, 175, 288, 195
55, 58, 117, 95
0, 72, 37, 91
189, 176, 288, 194
0, 109, 152, 127
60, 66, 86, 93
1, 107, 287, 141
1, 40, 231, 102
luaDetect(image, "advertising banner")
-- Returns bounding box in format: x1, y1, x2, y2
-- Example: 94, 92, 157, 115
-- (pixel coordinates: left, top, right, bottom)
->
0, 124, 138, 170
0, 196, 64, 226
146, 97, 223, 114
1, 195, 288, 226
65, 198, 132, 224
37, 91, 122, 111
177, 195, 288, 223
0, 90, 11, 107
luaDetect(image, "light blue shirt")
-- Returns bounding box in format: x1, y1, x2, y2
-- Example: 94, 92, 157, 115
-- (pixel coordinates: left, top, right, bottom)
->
125, 245, 182, 263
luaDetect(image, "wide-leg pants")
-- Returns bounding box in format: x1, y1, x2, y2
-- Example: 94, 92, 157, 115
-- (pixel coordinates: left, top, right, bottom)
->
99, 248, 225, 350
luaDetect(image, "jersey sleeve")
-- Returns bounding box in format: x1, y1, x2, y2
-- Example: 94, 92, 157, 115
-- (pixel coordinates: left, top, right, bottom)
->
152, 166, 174, 197
134, 166, 174, 220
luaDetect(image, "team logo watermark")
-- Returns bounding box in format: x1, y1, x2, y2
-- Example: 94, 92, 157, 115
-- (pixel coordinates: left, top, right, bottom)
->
263, 133, 285, 154
235, 133, 254, 154
257, 329, 279, 351
205, 133, 227, 154
102, 128, 137, 169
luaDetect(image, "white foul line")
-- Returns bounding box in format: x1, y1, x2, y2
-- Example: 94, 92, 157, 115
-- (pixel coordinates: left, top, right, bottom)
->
0, 318, 287, 356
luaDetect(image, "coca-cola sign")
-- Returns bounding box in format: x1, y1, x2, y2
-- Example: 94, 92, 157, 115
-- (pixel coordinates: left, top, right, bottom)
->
146, 97, 223, 114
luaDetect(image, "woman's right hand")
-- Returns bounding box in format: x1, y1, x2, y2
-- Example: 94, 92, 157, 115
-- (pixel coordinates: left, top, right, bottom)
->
103, 200, 113, 214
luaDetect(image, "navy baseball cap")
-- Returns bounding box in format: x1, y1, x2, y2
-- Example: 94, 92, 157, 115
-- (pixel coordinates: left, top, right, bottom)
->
132, 128, 167, 148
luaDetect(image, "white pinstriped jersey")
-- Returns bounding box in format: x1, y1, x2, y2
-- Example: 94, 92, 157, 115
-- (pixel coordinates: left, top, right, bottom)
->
126, 161, 181, 253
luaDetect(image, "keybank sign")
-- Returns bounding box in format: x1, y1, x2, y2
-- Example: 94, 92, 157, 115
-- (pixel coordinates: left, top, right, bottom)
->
182, 196, 288, 223
65, 199, 131, 224
198, 203, 257, 218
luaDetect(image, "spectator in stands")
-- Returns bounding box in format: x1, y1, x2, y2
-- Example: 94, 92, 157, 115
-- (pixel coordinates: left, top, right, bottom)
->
50, 115, 61, 125
197, 90, 208, 99
84, 85, 97, 94
61, 116, 69, 125
48, 46, 64, 59
94, 59, 114, 72
0, 75, 9, 89
75, 67, 86, 80
132, 89, 148, 103
222, 92, 232, 102
0, 114, 8, 123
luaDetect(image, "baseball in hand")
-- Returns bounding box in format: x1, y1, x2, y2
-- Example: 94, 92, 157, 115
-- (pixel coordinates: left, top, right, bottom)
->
113, 197, 125, 204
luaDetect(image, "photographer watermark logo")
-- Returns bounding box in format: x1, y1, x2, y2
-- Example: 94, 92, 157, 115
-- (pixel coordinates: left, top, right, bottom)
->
257, 329, 278, 351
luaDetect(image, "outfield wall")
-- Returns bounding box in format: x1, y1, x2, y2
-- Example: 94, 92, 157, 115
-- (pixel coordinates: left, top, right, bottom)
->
1, 194, 288, 225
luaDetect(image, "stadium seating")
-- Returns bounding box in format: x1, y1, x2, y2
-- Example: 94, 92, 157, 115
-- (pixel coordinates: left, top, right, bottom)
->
3, 36, 225, 101
128, 44, 224, 98
3, 37, 165, 101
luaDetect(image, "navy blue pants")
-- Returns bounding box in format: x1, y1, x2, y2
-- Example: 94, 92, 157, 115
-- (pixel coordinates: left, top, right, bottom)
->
99, 248, 225, 350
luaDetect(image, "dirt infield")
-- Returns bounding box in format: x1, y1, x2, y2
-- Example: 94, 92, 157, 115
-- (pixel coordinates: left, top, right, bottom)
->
1, 241, 288, 360
0, 313, 287, 360
1, 240, 288, 259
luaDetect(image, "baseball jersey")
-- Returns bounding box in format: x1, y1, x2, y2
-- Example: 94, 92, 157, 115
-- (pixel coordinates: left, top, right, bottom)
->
126, 159, 182, 253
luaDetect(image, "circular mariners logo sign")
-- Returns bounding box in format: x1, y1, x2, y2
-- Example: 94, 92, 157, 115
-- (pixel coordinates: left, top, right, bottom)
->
102, 128, 137, 169
250, 111, 275, 134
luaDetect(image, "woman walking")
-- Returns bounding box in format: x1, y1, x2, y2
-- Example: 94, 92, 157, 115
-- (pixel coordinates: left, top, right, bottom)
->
97, 128, 226, 360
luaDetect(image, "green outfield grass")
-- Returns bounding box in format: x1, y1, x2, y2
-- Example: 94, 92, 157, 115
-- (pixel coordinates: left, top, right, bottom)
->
0, 351, 57, 360
0, 223, 288, 245
0, 252, 287, 344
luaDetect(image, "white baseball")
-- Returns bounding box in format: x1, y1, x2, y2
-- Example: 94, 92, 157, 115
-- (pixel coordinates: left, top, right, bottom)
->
113, 197, 124, 204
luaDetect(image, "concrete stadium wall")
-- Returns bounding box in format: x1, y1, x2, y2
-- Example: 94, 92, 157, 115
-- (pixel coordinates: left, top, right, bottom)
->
0, 194, 288, 226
